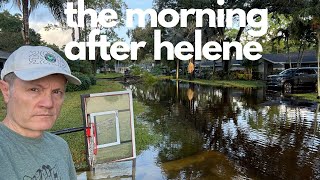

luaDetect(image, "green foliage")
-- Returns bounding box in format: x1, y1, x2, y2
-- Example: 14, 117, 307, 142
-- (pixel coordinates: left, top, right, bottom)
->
88, 75, 96, 85
74, 0, 127, 48
66, 72, 91, 92
29, 29, 42, 45
0, 11, 21, 32
130, 65, 144, 76
0, 11, 41, 51
150, 64, 163, 75
68, 60, 93, 75
129, 66, 159, 85
234, 73, 253, 80
142, 72, 158, 85
131, 24, 154, 61
213, 71, 229, 80
210, 73, 221, 80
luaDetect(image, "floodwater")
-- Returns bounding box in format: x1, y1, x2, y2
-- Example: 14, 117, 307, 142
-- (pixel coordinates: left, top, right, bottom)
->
78, 80, 320, 179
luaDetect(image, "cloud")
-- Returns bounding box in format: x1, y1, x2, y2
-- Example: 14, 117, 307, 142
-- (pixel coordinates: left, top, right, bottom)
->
30, 21, 72, 48
28, 5, 71, 48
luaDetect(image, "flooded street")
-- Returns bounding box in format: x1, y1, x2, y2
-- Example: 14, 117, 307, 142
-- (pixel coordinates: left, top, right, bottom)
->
79, 80, 320, 179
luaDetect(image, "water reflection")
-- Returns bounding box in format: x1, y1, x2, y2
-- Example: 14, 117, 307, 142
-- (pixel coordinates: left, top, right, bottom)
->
127, 81, 320, 179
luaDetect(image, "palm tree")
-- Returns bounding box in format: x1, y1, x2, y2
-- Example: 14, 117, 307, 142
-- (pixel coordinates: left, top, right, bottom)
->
0, 0, 66, 44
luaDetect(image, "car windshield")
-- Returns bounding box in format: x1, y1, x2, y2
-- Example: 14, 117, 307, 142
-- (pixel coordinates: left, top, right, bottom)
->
279, 69, 295, 75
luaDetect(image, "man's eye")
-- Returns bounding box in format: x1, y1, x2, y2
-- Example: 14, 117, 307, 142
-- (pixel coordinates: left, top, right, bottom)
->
53, 90, 64, 95
30, 88, 39, 92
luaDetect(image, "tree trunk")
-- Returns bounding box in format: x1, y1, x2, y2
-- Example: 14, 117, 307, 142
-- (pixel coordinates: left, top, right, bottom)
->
286, 38, 291, 68
224, 27, 245, 76
71, 28, 75, 41
213, 61, 215, 72
72, 2, 77, 42
22, 0, 30, 44
317, 32, 320, 98
297, 47, 305, 68
176, 59, 179, 80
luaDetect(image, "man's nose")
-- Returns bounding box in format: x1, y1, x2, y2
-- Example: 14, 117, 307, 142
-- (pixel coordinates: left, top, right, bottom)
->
39, 92, 54, 108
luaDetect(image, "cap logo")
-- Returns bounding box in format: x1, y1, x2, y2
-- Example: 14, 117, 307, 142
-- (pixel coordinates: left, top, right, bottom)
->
44, 53, 56, 63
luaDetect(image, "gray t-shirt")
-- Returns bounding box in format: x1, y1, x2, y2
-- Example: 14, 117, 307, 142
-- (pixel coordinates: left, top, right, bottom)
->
0, 123, 77, 180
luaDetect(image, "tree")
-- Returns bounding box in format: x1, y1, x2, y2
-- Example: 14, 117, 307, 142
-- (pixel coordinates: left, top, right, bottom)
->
262, 0, 319, 94
131, 24, 155, 62
272, 28, 292, 67
0, 10, 41, 51
290, 18, 316, 67
154, 0, 268, 78
0, 0, 66, 44
77, 0, 127, 41
64, 0, 127, 74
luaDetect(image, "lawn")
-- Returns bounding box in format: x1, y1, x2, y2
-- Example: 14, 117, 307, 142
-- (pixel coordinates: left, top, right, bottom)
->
95, 72, 123, 79
291, 93, 320, 102
165, 77, 266, 88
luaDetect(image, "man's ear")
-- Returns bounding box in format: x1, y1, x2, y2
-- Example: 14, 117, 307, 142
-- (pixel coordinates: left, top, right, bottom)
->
0, 80, 10, 103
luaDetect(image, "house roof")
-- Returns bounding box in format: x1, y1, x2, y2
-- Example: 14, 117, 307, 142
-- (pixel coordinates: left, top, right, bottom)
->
193, 59, 242, 67
0, 49, 11, 60
196, 60, 222, 67
262, 50, 317, 64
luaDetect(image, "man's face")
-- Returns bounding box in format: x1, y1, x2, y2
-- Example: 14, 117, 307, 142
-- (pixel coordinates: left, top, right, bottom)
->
0, 74, 66, 138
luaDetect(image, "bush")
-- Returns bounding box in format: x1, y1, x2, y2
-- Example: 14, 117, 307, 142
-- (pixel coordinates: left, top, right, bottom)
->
88, 75, 97, 85
214, 70, 228, 80
142, 71, 157, 85
67, 60, 93, 75
230, 70, 253, 80
66, 72, 91, 92
252, 72, 262, 80
130, 65, 144, 76
151, 65, 163, 76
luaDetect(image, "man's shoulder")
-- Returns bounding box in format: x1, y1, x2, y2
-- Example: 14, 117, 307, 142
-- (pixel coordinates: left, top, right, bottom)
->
43, 131, 69, 148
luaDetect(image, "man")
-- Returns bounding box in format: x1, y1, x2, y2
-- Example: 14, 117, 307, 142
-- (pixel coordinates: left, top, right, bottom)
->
0, 46, 81, 179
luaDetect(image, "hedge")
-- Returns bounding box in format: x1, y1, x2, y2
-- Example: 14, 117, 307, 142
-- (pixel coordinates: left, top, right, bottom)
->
66, 72, 93, 92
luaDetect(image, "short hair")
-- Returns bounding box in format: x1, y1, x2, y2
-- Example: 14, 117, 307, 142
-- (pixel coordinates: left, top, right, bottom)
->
3, 72, 17, 88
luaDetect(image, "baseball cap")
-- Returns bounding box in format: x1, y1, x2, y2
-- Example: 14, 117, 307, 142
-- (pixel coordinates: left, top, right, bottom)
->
1, 46, 81, 85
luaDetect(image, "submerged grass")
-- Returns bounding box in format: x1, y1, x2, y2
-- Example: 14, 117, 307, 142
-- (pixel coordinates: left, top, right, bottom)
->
291, 93, 320, 102
134, 101, 162, 154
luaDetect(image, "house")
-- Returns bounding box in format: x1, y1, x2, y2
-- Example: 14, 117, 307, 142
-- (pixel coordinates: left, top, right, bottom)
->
191, 59, 245, 71
258, 50, 318, 80
0, 49, 11, 70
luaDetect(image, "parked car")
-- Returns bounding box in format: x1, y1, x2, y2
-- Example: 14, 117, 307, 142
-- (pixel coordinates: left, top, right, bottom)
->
266, 67, 318, 93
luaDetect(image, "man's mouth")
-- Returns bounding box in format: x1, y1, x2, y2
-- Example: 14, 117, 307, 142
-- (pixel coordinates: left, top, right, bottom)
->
35, 114, 54, 117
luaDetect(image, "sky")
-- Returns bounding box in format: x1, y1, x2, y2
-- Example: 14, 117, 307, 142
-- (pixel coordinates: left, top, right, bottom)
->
1, 0, 153, 48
